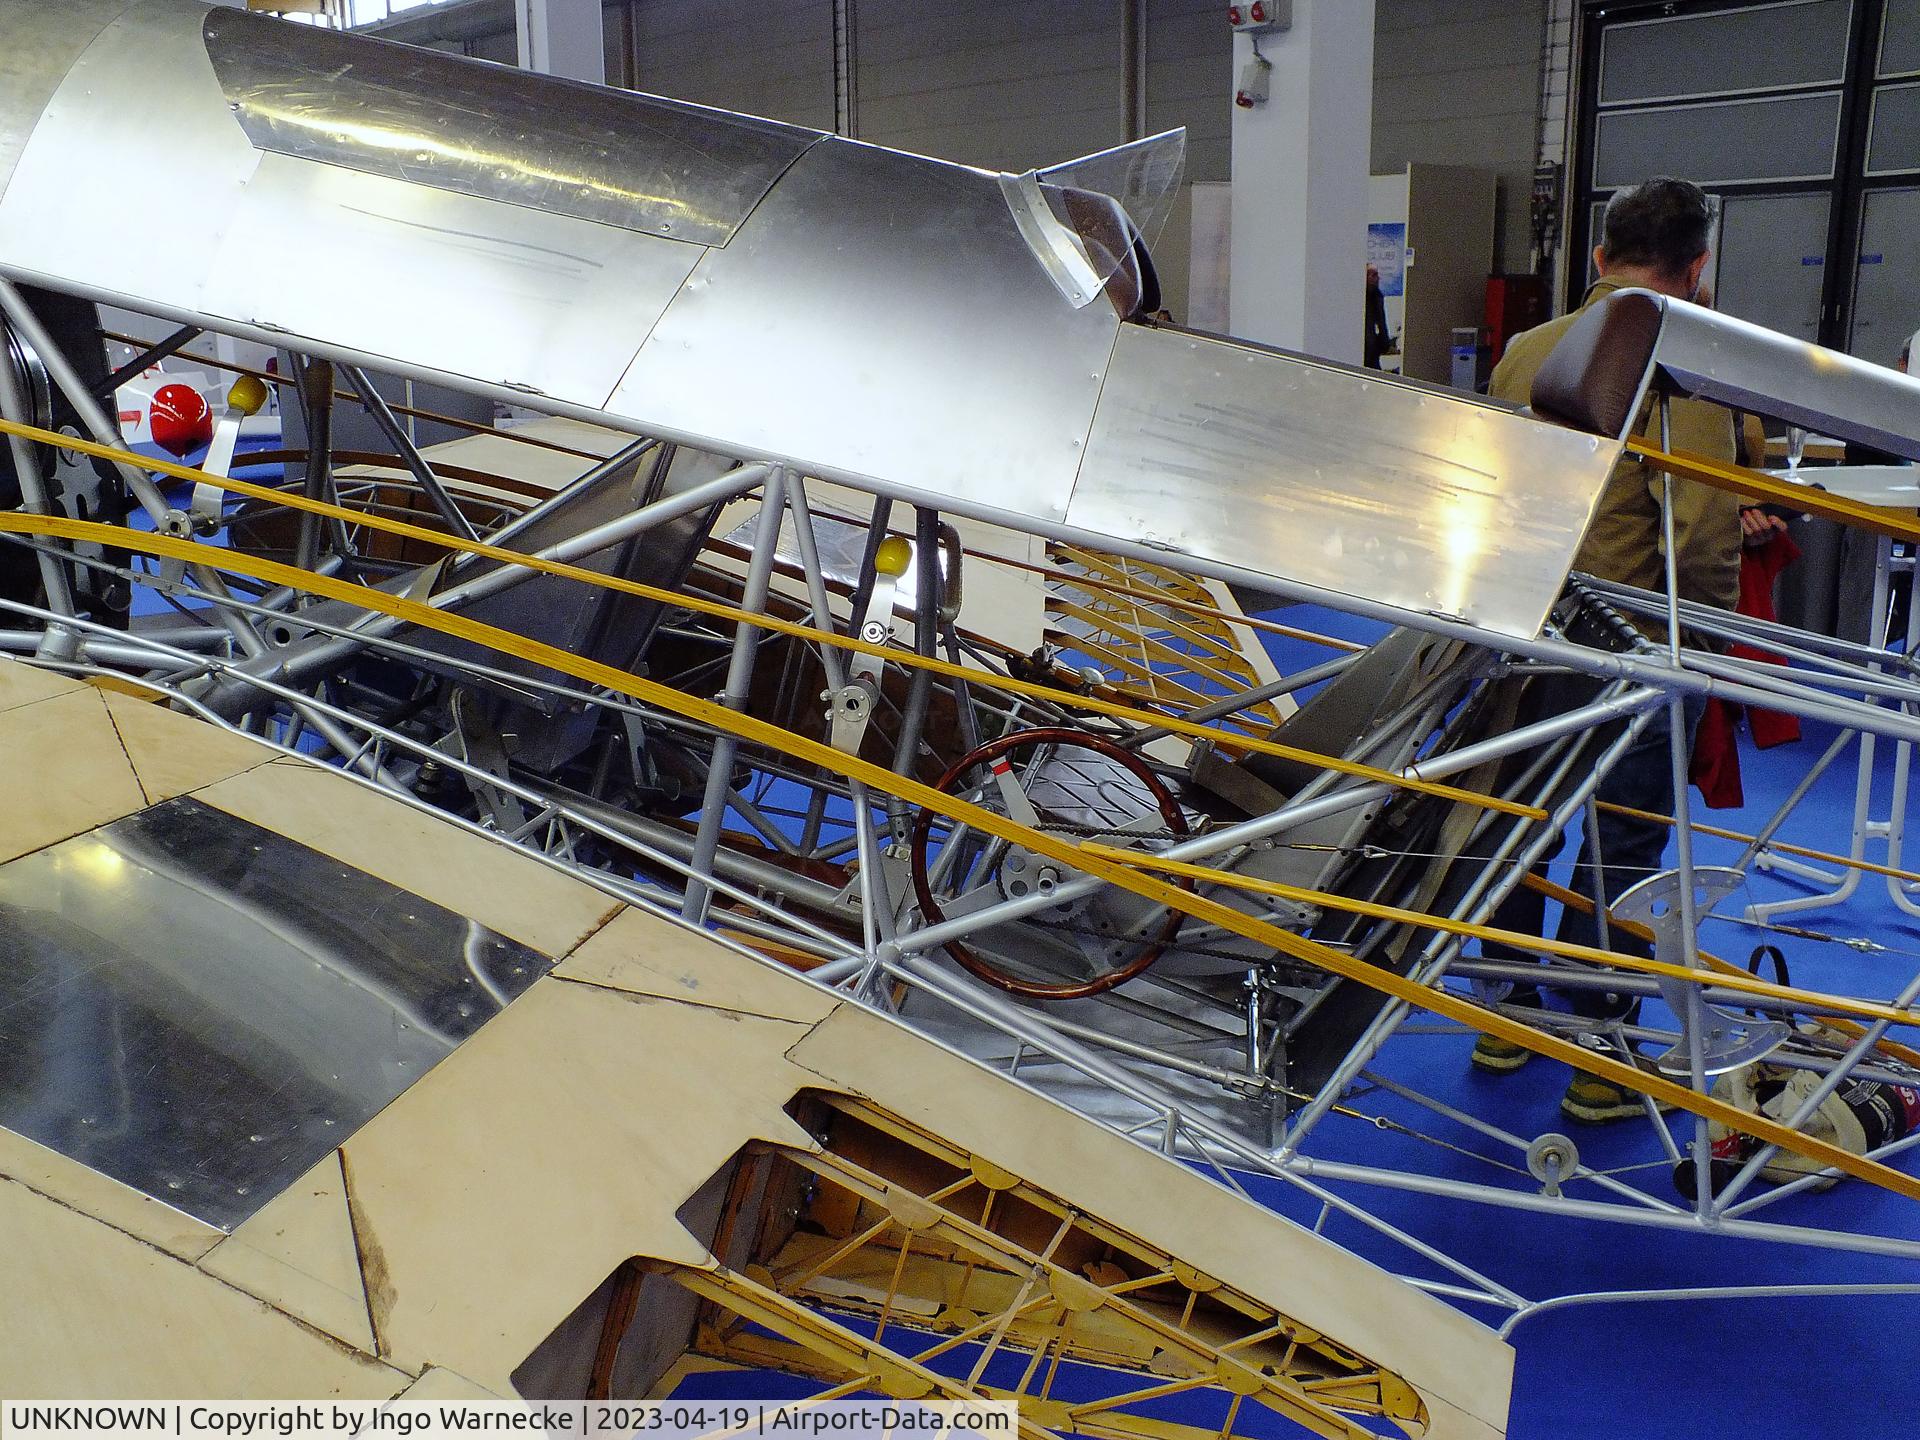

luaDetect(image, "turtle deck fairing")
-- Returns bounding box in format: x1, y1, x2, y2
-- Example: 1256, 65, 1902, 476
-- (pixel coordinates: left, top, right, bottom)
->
0, 0, 1617, 642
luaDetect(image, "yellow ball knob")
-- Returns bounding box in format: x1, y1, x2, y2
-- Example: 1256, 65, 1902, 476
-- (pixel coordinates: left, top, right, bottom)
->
227, 374, 269, 417
873, 535, 913, 578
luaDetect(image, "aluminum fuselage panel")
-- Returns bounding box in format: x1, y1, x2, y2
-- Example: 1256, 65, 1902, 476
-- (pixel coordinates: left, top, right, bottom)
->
1068, 326, 1617, 636
0, 0, 1627, 642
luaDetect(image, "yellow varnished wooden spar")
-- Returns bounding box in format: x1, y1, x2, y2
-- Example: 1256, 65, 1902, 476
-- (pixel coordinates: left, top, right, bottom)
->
1627, 441, 1920, 544
0, 415, 1541, 822
3, 510, 1917, 1204
1080, 843, 1920, 1028
95, 337, 1375, 656
1597, 798, 1920, 891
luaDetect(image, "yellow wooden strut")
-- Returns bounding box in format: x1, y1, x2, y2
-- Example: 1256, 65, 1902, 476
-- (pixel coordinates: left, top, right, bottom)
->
1080, 841, 1920, 1028
1597, 797, 1920, 892
3, 507, 1916, 1203
107, 335, 1372, 654
0, 414, 1541, 822
1627, 441, 1920, 545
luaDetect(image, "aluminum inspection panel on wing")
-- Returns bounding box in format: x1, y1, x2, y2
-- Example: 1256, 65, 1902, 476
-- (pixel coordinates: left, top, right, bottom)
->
0, 795, 550, 1231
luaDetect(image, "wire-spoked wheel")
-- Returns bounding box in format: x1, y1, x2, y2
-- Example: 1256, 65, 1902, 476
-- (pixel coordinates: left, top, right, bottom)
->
907, 727, 1191, 999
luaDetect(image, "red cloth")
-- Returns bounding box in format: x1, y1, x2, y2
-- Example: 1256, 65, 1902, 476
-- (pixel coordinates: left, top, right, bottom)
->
1690, 528, 1802, 809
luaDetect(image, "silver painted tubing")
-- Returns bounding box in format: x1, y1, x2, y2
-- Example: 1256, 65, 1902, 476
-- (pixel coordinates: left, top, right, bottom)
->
253, 551, 347, 618
1447, 958, 1899, 1021
1654, 397, 1714, 1215
1287, 1151, 1920, 1260
31, 624, 846, 972
0, 277, 271, 666
340, 364, 480, 543
1710, 961, 1920, 1214
463, 435, 658, 559
428, 461, 768, 611
517, 785, 848, 916
292, 356, 333, 576
1277, 696, 1660, 1157
777, 476, 850, 869
685, 466, 786, 927
1721, 1128, 1920, 1218
204, 460, 771, 713
1101, 533, 1920, 750
783, 475, 847, 692
0, 594, 856, 958
0, 627, 181, 668
0, 319, 77, 657
1685, 647, 1920, 707
95, 323, 201, 400
1359, 1068, 1685, 1216
16, 276, 1912, 756
0, 282, 407, 779
1497, 1283, 1920, 1340
784, 474, 896, 963
1580, 571, 1912, 674
0, 279, 172, 523
1661, 596, 1920, 686
1118, 652, 1360, 751
144, 556, 775, 758
0, 621, 226, 653
809, 683, 1669, 987
991, 683, 1655, 945
888, 505, 940, 805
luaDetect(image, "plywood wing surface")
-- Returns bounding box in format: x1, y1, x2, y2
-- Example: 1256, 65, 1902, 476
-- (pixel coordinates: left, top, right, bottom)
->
0, 658, 1510, 1435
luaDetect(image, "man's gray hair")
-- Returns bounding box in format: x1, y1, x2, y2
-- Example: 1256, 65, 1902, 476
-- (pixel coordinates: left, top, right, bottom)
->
1601, 177, 1713, 279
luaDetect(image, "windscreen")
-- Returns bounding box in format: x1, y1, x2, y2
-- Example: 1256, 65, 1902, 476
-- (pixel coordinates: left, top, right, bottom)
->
1002, 130, 1184, 315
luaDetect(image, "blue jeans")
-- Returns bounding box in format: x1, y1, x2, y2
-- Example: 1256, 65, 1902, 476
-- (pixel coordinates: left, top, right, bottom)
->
1484, 676, 1701, 1025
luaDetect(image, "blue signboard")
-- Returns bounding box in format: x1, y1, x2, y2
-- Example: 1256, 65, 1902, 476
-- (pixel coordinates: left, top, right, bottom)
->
1368, 222, 1407, 296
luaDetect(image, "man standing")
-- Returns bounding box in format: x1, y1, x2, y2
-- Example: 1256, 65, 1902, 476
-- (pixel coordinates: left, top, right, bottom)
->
1364, 264, 1393, 370
1470, 177, 1744, 1122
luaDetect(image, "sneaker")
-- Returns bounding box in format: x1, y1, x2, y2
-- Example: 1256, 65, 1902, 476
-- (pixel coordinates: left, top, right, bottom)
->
1560, 1056, 1675, 1125
1470, 1034, 1532, 1074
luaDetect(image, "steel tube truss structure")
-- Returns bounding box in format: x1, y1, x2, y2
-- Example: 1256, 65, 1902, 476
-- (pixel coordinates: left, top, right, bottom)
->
4, 0, 1920, 1401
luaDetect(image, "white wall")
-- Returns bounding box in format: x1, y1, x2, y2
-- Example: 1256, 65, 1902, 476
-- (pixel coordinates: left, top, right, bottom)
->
1229, 0, 1376, 362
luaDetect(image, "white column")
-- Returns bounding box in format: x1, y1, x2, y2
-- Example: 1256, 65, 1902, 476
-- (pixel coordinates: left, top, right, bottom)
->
1227, 0, 1374, 363
515, 0, 604, 84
